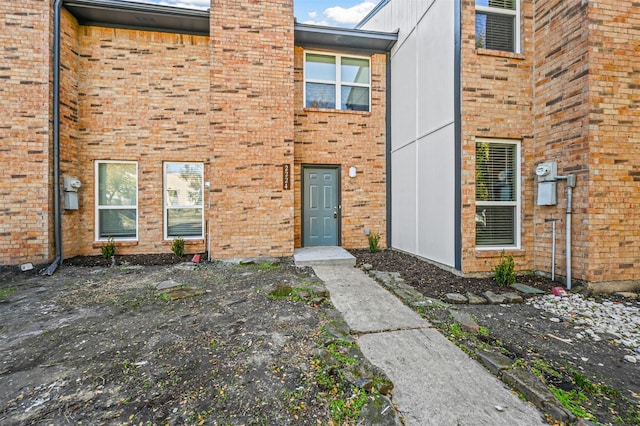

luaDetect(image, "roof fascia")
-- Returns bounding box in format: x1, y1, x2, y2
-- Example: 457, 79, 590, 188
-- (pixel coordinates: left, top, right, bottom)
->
294, 22, 397, 55
63, 0, 210, 36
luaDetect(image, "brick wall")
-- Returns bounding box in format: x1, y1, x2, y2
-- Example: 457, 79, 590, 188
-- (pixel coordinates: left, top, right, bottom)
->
60, 9, 81, 258
583, 0, 640, 287
293, 47, 387, 249
0, 1, 53, 265
460, 0, 535, 273
532, 0, 591, 282
209, 0, 295, 258
73, 27, 210, 256
533, 0, 640, 289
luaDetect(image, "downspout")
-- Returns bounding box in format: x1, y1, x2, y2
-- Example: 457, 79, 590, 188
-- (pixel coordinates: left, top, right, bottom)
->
44, 0, 63, 275
385, 52, 392, 248
453, 0, 462, 271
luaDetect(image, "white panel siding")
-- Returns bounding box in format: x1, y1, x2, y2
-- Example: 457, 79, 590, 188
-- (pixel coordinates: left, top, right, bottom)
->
416, 126, 455, 265
417, 0, 454, 137
391, 143, 417, 253
390, 32, 417, 151
362, 0, 457, 268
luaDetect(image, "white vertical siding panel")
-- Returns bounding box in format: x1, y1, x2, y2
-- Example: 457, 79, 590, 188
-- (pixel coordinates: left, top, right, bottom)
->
361, 0, 456, 268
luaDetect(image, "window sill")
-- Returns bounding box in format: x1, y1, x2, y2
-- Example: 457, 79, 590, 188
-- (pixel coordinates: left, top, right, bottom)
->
475, 248, 525, 258
302, 107, 371, 115
475, 48, 525, 60
162, 239, 204, 246
93, 240, 138, 248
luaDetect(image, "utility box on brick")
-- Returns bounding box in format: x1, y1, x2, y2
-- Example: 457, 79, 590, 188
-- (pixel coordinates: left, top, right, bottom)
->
63, 177, 81, 210
536, 162, 557, 206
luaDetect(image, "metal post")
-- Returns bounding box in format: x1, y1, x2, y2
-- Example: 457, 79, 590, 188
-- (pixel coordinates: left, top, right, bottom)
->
551, 220, 556, 281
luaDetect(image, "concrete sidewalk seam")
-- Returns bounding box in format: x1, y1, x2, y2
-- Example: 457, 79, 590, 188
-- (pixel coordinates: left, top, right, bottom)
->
356, 325, 432, 336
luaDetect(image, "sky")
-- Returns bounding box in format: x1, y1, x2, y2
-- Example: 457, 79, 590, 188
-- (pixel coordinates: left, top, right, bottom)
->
132, 0, 378, 28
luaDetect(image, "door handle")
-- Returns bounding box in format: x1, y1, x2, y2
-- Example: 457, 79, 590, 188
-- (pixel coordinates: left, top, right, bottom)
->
333, 208, 337, 219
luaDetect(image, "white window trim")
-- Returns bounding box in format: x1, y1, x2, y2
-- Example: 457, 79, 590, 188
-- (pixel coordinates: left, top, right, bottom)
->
303, 50, 372, 112
163, 162, 204, 241
476, 1, 521, 54
475, 139, 521, 250
95, 160, 138, 242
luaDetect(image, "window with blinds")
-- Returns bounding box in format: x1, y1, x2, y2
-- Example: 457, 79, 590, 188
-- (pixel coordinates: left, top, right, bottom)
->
305, 52, 371, 112
96, 161, 138, 240
164, 162, 204, 239
475, 141, 520, 247
475, 0, 519, 53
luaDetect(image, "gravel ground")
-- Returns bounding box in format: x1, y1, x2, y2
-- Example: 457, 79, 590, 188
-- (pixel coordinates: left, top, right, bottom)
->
2, 250, 640, 425
0, 258, 361, 425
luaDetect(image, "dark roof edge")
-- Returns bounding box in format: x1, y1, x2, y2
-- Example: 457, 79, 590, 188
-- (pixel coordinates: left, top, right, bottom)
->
356, 0, 391, 29
63, 0, 209, 17
294, 22, 397, 54
63, 0, 210, 36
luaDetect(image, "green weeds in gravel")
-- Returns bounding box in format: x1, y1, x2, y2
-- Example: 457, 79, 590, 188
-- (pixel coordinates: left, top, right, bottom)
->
0, 286, 16, 300
550, 387, 594, 420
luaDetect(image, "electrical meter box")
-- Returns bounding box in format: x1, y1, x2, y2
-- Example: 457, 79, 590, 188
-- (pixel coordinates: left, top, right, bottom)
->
535, 162, 557, 182
536, 162, 557, 205
63, 177, 82, 210
537, 181, 557, 205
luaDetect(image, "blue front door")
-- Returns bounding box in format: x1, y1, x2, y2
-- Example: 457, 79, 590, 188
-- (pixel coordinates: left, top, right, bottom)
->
303, 167, 339, 246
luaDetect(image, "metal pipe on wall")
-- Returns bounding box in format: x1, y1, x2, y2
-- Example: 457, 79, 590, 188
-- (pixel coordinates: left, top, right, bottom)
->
545, 218, 559, 281
556, 175, 576, 290
44, 0, 64, 276
565, 176, 575, 290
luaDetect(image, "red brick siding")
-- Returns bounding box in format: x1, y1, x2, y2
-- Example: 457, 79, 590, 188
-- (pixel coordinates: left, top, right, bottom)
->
293, 47, 387, 249
0, 2, 53, 265
210, 0, 295, 258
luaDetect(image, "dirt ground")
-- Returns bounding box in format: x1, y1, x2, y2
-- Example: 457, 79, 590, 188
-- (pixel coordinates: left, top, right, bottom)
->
2, 250, 639, 425
353, 249, 640, 425
1, 257, 341, 425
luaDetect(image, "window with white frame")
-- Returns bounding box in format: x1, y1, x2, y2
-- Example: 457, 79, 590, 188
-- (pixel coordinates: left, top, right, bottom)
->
475, 0, 520, 53
304, 52, 371, 111
164, 162, 204, 239
96, 161, 138, 240
475, 140, 520, 248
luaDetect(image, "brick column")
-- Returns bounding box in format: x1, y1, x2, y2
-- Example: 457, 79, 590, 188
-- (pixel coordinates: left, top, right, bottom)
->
209, 0, 295, 258
0, 1, 53, 265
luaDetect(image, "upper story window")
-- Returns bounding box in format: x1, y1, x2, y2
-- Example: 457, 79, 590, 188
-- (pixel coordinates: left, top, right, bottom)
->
304, 52, 371, 112
475, 0, 520, 53
475, 140, 520, 249
96, 161, 138, 241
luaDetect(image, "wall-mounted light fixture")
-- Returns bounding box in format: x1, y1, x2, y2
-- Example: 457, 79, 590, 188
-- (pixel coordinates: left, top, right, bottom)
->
349, 166, 357, 178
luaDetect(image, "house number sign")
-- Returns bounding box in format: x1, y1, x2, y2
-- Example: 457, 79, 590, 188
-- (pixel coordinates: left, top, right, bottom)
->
283, 164, 291, 190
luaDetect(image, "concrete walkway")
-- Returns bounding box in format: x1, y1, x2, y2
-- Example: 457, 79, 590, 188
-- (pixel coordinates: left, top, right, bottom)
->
312, 265, 547, 426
